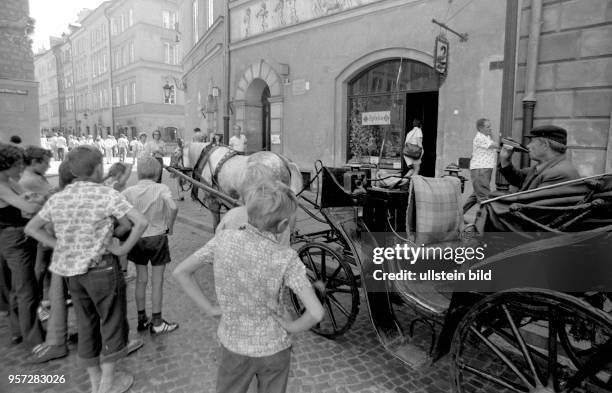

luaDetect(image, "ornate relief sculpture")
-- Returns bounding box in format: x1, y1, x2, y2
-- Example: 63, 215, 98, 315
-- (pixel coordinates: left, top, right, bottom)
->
256, 2, 269, 31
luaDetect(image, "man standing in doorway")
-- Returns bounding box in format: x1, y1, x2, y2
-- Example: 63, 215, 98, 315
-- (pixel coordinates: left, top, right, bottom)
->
463, 118, 498, 215
228, 124, 247, 153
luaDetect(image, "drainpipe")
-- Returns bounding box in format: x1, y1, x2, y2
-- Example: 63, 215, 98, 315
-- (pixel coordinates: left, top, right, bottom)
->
223, 2, 231, 144
496, 0, 520, 191
104, 6, 115, 138
521, 0, 542, 168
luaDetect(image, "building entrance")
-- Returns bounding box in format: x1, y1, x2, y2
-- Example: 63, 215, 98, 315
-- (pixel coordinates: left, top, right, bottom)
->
245, 78, 271, 153
347, 58, 439, 174
405, 91, 438, 177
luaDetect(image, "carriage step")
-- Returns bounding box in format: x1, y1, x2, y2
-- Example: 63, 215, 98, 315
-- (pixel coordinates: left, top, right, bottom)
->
388, 342, 431, 369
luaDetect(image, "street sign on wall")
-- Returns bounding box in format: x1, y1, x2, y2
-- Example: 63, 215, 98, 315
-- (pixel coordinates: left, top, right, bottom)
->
434, 34, 449, 77
361, 111, 391, 125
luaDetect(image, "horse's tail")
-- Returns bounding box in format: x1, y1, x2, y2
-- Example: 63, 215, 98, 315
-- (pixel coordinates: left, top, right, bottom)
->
287, 161, 304, 195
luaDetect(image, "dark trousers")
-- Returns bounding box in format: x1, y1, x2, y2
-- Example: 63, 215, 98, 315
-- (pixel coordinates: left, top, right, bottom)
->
0, 253, 10, 312
463, 168, 493, 214
57, 148, 65, 161
155, 157, 164, 183
68, 256, 128, 368
0, 227, 44, 348
35, 244, 52, 301
216, 346, 291, 393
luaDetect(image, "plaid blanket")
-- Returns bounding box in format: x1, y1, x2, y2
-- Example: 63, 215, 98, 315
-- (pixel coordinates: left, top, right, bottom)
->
407, 175, 463, 245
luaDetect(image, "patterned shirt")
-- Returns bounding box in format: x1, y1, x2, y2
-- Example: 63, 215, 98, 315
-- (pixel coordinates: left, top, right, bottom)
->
37, 181, 133, 277
192, 224, 311, 357
470, 131, 497, 169
122, 180, 173, 237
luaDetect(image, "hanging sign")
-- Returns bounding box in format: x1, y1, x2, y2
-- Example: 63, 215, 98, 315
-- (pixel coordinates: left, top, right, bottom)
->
434, 34, 449, 77
361, 111, 391, 125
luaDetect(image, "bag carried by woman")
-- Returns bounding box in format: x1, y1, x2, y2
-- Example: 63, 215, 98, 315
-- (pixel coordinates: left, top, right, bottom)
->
403, 142, 423, 159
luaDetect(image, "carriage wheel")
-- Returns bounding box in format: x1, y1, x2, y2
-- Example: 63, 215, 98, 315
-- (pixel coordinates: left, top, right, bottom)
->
450, 289, 612, 393
290, 242, 360, 339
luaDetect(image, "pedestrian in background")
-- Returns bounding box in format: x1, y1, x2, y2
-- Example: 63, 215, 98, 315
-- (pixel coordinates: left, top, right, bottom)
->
123, 157, 179, 336
25, 146, 148, 393
170, 138, 187, 201
229, 125, 247, 153
463, 118, 498, 215
48, 133, 58, 161
104, 135, 116, 164
117, 134, 129, 163
56, 133, 67, 161
144, 130, 165, 183
403, 119, 423, 177
174, 181, 324, 393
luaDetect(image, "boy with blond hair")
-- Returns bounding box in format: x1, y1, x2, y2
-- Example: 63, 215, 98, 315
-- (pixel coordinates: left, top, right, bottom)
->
25, 146, 148, 393
122, 157, 179, 335
174, 181, 323, 393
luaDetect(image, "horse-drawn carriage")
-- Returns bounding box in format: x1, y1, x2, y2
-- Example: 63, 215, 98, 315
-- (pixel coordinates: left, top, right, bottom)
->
168, 148, 612, 393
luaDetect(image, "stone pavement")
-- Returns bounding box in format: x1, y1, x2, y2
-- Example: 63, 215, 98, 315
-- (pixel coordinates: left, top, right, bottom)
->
0, 166, 463, 393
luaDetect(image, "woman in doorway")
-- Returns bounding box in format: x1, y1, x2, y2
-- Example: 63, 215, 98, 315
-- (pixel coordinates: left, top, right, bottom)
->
144, 130, 166, 183
0, 144, 45, 350
403, 119, 424, 176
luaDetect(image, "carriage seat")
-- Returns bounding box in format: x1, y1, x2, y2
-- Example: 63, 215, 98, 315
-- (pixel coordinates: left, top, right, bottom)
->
478, 173, 612, 233
390, 175, 464, 318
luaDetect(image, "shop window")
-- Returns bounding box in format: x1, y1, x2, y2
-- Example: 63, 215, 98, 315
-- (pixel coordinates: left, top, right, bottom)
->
347, 59, 439, 167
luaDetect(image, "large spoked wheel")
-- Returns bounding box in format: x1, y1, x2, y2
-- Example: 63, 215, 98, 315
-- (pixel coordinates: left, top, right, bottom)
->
450, 289, 612, 393
290, 242, 360, 339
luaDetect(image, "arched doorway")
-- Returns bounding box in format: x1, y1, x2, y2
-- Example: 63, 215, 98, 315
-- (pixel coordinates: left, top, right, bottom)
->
346, 58, 439, 176
245, 78, 271, 153
233, 60, 284, 155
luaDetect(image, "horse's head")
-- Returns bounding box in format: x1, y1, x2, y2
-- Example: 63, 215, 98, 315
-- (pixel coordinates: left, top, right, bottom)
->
246, 152, 303, 196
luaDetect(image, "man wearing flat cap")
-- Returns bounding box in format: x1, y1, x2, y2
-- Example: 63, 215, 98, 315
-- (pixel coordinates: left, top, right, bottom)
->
498, 125, 580, 191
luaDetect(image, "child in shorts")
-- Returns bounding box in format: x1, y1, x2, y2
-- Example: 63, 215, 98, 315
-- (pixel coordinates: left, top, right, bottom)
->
122, 156, 179, 335
25, 146, 148, 393
173, 181, 324, 393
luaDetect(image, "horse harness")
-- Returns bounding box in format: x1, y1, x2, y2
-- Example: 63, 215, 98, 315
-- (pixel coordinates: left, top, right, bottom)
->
191, 145, 240, 212
190, 145, 295, 212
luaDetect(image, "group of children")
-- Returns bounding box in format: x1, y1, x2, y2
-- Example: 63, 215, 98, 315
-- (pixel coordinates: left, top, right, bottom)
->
21, 146, 178, 393
13, 143, 324, 393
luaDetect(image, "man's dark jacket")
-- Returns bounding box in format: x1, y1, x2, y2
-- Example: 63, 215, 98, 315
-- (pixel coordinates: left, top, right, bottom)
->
498, 155, 580, 191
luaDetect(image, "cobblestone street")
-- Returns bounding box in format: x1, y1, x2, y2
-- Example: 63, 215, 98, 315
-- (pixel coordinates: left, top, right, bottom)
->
0, 165, 455, 393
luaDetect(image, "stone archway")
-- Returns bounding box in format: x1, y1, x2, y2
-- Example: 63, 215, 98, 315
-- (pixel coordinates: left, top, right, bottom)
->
233, 60, 283, 154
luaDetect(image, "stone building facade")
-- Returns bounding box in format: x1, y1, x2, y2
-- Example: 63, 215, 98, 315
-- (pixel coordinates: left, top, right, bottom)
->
180, 0, 612, 176
34, 0, 185, 142
180, 0, 507, 175
34, 44, 60, 134
513, 0, 612, 176
0, 0, 39, 145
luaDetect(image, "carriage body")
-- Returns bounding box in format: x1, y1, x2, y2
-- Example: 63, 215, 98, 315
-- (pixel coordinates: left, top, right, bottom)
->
292, 165, 612, 392
166, 159, 612, 392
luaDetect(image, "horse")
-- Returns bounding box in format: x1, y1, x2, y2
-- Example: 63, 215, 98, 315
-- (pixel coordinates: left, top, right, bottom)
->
183, 142, 304, 229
